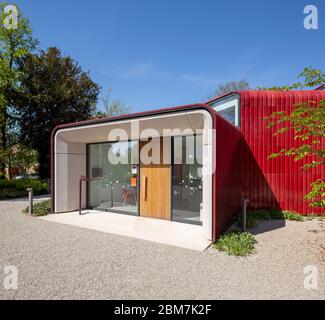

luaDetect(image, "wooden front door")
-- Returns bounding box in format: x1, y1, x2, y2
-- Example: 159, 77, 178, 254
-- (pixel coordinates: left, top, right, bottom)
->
140, 138, 171, 220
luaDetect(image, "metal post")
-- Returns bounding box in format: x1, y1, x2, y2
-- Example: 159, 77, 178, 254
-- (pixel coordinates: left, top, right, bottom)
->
242, 199, 249, 232
79, 178, 82, 216
27, 188, 33, 215
79, 176, 93, 216
47, 179, 51, 194
110, 181, 114, 208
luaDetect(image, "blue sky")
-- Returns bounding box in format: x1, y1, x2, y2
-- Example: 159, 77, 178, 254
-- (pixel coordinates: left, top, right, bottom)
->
13, 0, 325, 112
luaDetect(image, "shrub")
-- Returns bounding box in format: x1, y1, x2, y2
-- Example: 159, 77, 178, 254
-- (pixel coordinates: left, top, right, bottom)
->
264, 209, 304, 221
0, 179, 48, 200
23, 199, 51, 217
242, 210, 272, 228
244, 209, 304, 228
214, 231, 256, 257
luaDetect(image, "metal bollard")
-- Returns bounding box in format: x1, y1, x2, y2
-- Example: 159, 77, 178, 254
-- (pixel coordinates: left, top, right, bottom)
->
27, 188, 33, 215
47, 179, 51, 195
242, 199, 249, 232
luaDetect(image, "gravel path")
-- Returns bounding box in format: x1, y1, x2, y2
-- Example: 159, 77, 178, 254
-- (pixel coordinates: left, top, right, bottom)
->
0, 198, 324, 300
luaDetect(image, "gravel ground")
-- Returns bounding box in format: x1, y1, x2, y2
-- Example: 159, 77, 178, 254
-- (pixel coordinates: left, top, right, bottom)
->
0, 198, 324, 300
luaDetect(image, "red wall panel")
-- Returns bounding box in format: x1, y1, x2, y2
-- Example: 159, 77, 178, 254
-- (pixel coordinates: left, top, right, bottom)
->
239, 91, 325, 215
215, 114, 243, 237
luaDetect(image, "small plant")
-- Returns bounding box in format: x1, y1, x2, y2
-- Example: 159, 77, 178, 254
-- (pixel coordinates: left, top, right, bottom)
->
214, 231, 256, 257
23, 199, 51, 217
244, 210, 272, 228
244, 209, 304, 228
275, 210, 304, 222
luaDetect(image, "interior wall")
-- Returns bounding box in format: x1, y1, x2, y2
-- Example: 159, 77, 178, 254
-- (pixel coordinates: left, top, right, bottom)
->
54, 137, 86, 213
201, 112, 214, 240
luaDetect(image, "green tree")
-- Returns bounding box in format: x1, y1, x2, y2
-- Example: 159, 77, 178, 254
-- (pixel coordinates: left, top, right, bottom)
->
13, 47, 100, 178
9, 144, 38, 175
260, 68, 325, 91
0, 131, 38, 179
268, 67, 325, 208
94, 88, 132, 118
0, 3, 37, 174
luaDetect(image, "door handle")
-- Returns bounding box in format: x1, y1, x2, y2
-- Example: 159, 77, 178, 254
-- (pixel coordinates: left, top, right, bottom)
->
142, 176, 147, 201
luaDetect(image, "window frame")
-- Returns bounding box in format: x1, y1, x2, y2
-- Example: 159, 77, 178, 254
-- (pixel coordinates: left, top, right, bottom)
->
210, 95, 240, 127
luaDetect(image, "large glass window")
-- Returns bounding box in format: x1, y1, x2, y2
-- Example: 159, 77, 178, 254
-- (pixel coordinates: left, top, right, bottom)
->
172, 135, 203, 225
87, 141, 139, 215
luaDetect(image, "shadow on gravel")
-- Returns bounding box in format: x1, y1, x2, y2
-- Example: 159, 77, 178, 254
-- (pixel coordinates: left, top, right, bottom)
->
248, 219, 286, 235
308, 221, 325, 234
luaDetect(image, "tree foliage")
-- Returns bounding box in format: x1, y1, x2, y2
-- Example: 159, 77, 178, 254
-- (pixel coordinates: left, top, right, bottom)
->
0, 3, 37, 174
267, 68, 325, 208
260, 68, 325, 91
94, 88, 132, 118
214, 79, 250, 97
13, 47, 100, 178
0, 128, 38, 178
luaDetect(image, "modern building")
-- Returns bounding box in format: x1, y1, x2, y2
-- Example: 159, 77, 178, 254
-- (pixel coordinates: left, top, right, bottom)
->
51, 90, 325, 242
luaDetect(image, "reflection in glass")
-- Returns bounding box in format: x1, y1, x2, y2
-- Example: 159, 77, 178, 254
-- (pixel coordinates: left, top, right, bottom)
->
88, 141, 139, 215
172, 135, 203, 225
218, 106, 236, 125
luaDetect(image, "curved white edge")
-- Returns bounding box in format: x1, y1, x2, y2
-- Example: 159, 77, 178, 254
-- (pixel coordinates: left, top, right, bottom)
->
53, 108, 214, 241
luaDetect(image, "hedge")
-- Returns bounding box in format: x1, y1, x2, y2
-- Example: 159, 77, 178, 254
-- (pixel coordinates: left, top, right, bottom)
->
0, 179, 49, 200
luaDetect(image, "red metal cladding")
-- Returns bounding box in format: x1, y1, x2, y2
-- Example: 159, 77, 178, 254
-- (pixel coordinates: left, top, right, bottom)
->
214, 113, 243, 237
207, 90, 325, 216
238, 91, 325, 215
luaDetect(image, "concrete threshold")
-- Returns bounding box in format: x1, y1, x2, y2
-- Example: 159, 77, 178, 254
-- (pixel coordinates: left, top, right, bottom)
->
39, 210, 211, 252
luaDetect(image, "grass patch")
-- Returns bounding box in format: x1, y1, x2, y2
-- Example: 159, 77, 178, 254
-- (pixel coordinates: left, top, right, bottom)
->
214, 231, 256, 257
23, 199, 51, 217
271, 210, 304, 221
245, 210, 272, 228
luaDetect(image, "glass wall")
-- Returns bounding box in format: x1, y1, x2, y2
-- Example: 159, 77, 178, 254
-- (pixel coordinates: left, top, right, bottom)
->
87, 141, 139, 215
172, 135, 203, 225
87, 136, 203, 225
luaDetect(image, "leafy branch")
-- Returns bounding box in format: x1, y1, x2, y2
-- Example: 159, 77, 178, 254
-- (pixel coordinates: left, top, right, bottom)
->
267, 68, 325, 209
